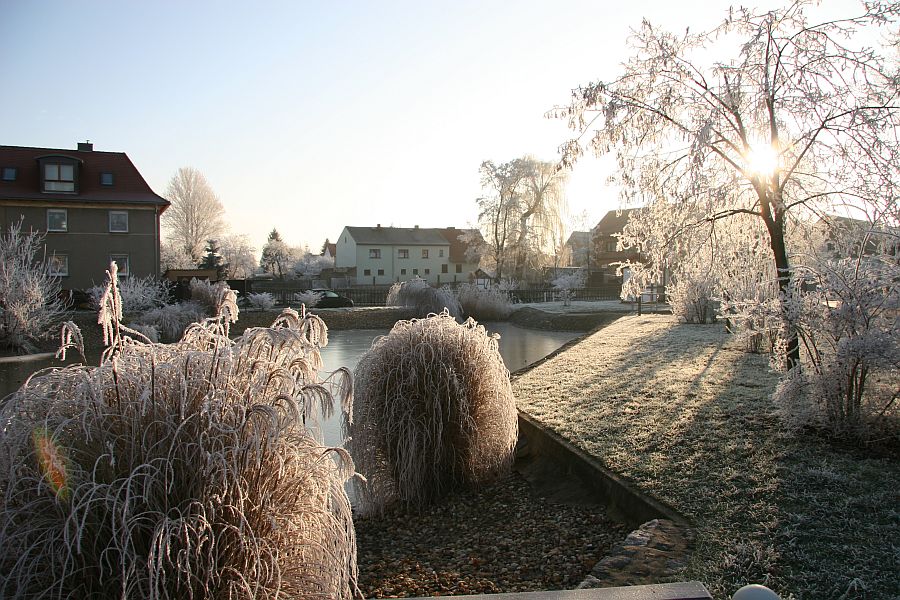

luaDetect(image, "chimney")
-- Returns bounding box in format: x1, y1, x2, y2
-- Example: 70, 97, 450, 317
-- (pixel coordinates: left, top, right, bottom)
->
414, 224, 419, 229
77, 141, 93, 152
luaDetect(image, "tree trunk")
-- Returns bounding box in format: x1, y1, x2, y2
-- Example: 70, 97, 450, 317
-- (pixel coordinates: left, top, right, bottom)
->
765, 208, 801, 371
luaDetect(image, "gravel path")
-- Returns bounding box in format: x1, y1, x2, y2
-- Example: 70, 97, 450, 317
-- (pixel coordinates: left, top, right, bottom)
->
354, 470, 628, 598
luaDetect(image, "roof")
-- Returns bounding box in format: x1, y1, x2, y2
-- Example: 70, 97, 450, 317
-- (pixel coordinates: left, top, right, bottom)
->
0, 144, 169, 208
343, 225, 482, 263
566, 231, 591, 245
592, 208, 638, 236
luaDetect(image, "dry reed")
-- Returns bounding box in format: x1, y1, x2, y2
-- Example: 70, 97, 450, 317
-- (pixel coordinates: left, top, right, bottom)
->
0, 264, 359, 599
349, 310, 517, 513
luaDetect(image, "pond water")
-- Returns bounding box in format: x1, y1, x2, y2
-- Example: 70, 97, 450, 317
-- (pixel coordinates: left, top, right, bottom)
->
314, 323, 579, 446
0, 323, 580, 449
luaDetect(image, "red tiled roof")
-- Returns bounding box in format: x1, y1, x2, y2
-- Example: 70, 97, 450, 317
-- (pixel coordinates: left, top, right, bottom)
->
0, 144, 169, 208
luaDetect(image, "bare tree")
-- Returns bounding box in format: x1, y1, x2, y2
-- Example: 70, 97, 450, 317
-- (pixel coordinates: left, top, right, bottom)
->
554, 1, 900, 368
162, 167, 227, 262
512, 157, 568, 280
477, 159, 528, 281
477, 157, 568, 282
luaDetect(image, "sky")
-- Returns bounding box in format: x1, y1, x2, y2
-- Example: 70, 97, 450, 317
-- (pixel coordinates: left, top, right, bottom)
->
0, 0, 849, 255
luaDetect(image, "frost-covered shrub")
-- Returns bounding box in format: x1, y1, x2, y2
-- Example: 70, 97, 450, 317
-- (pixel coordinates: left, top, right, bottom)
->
0, 271, 358, 599
88, 274, 170, 313
132, 302, 207, 342
0, 221, 68, 353
350, 310, 517, 513
455, 283, 513, 320
667, 265, 718, 324
385, 278, 462, 319
770, 257, 899, 439
295, 290, 324, 309
188, 278, 232, 314
551, 270, 586, 307
246, 291, 276, 310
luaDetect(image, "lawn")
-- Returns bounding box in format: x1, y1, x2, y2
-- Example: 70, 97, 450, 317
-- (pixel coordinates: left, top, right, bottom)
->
512, 314, 899, 600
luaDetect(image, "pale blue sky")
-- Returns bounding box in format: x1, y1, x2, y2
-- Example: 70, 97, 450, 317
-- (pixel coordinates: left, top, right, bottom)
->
3, 0, 789, 253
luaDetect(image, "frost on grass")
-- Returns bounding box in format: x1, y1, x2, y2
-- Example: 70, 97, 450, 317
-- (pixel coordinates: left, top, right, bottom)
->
455, 282, 513, 320
0, 264, 358, 599
350, 310, 517, 513
513, 314, 899, 599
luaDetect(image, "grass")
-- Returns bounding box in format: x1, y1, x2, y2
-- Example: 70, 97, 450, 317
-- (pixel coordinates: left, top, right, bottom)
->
512, 314, 899, 600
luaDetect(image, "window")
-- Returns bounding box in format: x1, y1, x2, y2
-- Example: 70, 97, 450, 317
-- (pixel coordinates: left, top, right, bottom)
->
398, 249, 409, 259
422, 249, 429, 259
109, 210, 128, 233
100, 172, 114, 186
412, 268, 419, 275
377, 269, 384, 276
424, 268, 430, 275
48, 254, 68, 277
47, 209, 67, 232
401, 268, 407, 275
110, 254, 129, 276
43, 162, 75, 192
1, 167, 16, 181
364, 268, 371, 276
369, 248, 381, 259
455, 264, 462, 274
439, 249, 444, 258
606, 241, 617, 252
441, 264, 448, 274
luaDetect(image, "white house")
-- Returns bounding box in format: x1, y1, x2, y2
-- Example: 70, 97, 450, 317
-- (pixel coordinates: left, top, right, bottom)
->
334, 225, 482, 285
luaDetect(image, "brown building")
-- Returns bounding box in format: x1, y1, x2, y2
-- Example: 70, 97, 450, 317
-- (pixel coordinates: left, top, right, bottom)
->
591, 208, 641, 284
0, 142, 169, 290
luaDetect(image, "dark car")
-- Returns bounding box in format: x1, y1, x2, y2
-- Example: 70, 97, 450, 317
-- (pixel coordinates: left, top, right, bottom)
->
310, 289, 354, 308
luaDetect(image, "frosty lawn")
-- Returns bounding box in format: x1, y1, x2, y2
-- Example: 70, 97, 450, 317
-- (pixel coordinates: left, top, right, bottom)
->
513, 314, 899, 600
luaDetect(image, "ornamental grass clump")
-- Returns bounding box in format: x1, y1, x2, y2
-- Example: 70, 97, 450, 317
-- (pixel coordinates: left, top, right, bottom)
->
386, 278, 462, 319
455, 283, 513, 321
0, 263, 359, 600
350, 310, 517, 513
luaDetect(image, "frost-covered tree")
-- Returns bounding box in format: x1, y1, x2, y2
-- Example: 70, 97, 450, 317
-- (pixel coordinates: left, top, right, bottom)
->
162, 167, 227, 262
294, 249, 334, 278
0, 221, 68, 353
219, 234, 257, 280
159, 241, 195, 273
554, 1, 900, 368
199, 239, 228, 281
477, 156, 568, 282
259, 229, 297, 279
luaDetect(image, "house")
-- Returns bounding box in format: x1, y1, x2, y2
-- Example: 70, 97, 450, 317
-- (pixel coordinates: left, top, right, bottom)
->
0, 142, 169, 290
334, 225, 482, 285
563, 230, 592, 268
591, 208, 641, 285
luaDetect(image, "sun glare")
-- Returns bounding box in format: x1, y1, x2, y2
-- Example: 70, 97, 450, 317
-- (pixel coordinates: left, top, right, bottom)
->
746, 144, 779, 178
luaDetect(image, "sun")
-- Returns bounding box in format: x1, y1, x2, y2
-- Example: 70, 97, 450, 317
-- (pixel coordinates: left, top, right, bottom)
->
746, 143, 779, 178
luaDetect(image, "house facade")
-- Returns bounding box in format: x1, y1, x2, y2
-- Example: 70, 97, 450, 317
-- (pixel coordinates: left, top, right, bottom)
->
591, 208, 641, 284
334, 225, 481, 285
0, 142, 169, 290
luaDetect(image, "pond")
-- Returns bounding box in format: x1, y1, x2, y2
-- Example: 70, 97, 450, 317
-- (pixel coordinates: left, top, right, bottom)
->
0, 323, 580, 449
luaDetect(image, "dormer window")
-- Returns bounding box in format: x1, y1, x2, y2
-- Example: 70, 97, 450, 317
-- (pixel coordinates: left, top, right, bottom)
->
43, 162, 76, 192
100, 172, 114, 186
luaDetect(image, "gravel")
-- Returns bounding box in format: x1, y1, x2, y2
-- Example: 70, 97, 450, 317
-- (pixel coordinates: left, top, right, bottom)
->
354, 470, 628, 598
